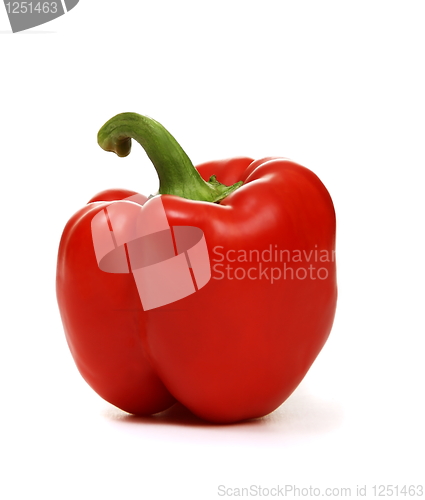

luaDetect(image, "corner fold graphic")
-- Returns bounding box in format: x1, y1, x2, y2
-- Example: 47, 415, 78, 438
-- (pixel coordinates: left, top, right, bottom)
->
3, 0, 79, 33
64, 0, 79, 11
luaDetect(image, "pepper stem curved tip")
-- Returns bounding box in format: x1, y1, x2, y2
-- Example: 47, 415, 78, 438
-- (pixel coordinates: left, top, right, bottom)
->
97, 113, 243, 203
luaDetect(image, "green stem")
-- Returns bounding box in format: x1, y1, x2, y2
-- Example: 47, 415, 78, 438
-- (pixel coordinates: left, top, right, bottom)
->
97, 113, 243, 203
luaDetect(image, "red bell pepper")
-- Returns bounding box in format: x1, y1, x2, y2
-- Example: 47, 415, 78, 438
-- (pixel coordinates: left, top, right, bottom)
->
56, 113, 337, 423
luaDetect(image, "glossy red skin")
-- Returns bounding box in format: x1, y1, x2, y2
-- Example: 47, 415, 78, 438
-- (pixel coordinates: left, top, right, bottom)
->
56, 157, 337, 423
56, 189, 176, 415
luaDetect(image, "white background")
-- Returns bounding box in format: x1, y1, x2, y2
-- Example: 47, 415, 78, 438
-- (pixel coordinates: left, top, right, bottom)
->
1, 1, 424, 498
